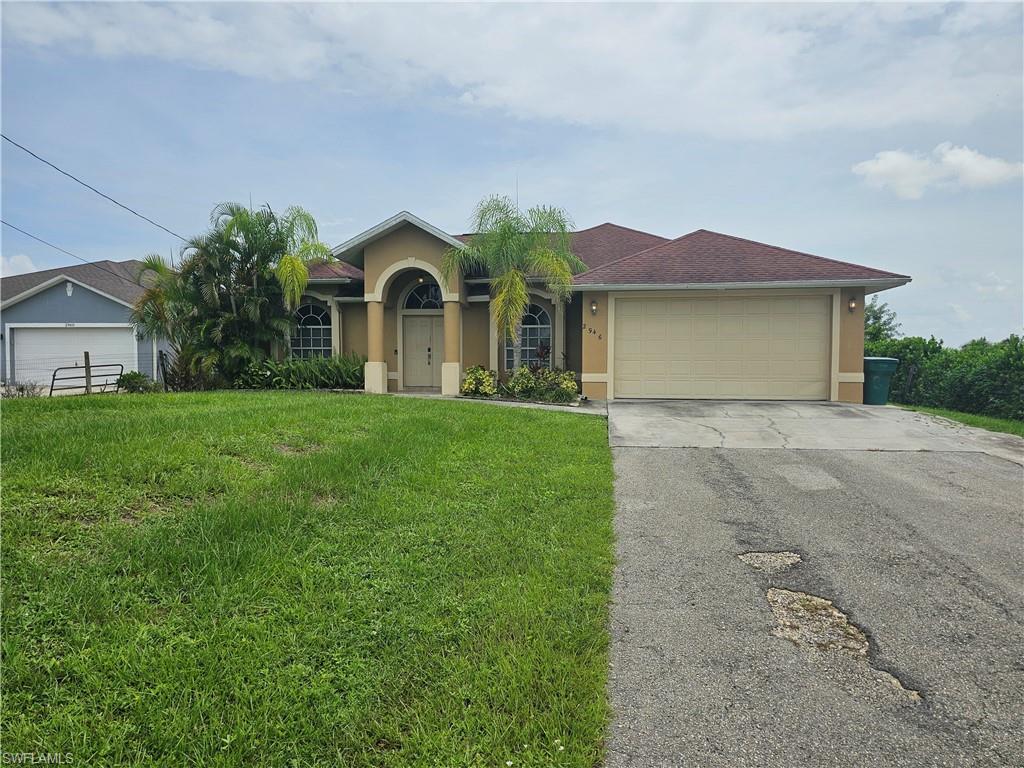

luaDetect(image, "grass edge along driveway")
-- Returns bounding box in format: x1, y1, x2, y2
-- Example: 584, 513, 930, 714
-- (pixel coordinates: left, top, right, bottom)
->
1, 391, 614, 767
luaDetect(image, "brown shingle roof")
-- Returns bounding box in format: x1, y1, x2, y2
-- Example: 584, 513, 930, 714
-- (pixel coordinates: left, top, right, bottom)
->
1, 259, 147, 305
574, 229, 910, 287
455, 222, 668, 271
307, 261, 365, 280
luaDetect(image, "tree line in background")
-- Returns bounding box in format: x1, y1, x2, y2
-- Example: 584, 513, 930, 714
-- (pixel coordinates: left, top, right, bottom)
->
864, 298, 1023, 420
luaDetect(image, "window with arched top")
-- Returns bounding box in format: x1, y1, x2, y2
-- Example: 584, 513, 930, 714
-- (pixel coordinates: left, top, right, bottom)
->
291, 303, 331, 358
505, 303, 552, 370
404, 283, 443, 310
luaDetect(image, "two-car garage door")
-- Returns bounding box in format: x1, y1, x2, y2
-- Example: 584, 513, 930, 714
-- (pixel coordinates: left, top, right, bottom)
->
613, 295, 831, 400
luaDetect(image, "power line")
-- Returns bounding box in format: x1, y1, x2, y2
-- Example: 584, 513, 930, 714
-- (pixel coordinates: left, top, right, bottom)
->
1, 133, 187, 241
0, 219, 148, 288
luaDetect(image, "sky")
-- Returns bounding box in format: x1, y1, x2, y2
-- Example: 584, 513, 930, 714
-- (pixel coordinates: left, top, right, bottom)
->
1, 2, 1021, 345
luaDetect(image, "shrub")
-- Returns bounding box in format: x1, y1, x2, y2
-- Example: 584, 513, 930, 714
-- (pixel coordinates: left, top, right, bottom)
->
866, 334, 1023, 420
501, 366, 579, 403
1, 382, 45, 398
117, 371, 160, 394
233, 353, 365, 391
461, 366, 498, 397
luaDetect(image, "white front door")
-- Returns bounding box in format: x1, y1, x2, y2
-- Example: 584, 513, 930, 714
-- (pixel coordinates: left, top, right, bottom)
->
403, 315, 444, 388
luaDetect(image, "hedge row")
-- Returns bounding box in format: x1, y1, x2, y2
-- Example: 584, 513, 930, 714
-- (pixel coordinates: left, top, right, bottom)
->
234, 353, 365, 391
866, 335, 1023, 420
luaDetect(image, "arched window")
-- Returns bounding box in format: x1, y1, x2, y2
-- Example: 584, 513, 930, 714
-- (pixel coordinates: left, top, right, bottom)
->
505, 303, 552, 370
404, 282, 443, 310
291, 303, 331, 358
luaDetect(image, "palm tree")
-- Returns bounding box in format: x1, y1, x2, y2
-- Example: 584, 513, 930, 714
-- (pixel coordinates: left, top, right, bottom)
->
131, 203, 333, 385
441, 195, 585, 369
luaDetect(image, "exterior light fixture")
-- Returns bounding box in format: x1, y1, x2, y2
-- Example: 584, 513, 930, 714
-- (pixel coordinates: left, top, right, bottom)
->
847, 297, 857, 313
417, 276, 424, 283
590, 299, 598, 315
65, 282, 74, 297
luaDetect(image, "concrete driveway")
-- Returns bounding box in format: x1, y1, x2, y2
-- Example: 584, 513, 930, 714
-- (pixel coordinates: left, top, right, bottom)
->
606, 401, 1024, 767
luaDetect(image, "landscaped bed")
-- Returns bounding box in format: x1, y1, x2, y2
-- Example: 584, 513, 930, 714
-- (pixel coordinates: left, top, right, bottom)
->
1, 391, 614, 766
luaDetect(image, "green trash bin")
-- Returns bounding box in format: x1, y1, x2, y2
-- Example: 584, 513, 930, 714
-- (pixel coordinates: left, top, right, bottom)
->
863, 357, 899, 405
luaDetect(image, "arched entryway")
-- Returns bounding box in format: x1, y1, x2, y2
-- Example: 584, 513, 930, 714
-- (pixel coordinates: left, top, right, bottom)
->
364, 262, 462, 395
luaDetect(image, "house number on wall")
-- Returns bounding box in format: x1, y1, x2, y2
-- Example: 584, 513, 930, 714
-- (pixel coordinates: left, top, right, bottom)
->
582, 324, 602, 340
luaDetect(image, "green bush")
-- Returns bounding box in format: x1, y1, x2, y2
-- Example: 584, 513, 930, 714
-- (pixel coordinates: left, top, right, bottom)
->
234, 353, 366, 391
461, 366, 498, 397
501, 366, 579, 403
117, 371, 160, 394
866, 335, 1023, 420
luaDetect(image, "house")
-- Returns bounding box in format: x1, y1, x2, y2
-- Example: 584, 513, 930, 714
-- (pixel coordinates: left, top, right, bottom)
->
303, 211, 910, 402
0, 260, 166, 388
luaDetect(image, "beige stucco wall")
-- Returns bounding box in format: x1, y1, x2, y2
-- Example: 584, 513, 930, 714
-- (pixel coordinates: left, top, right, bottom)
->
580, 291, 609, 400
839, 288, 865, 373
838, 382, 862, 403
837, 287, 866, 403
462, 303, 490, 369
340, 303, 368, 358
363, 224, 457, 298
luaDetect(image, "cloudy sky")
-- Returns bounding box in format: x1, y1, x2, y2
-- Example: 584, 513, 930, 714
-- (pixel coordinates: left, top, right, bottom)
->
2, 2, 1021, 344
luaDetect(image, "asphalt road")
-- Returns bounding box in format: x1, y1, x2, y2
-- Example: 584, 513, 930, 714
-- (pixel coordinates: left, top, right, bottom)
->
606, 403, 1024, 767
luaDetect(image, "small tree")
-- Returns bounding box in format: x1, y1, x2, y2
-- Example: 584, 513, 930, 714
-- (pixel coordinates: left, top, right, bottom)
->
865, 296, 901, 345
441, 195, 585, 369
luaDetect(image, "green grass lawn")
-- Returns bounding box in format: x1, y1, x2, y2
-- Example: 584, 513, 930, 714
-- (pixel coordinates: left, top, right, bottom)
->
901, 405, 1024, 438
1, 391, 614, 767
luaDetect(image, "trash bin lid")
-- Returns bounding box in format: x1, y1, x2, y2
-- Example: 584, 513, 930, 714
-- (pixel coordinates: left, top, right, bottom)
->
863, 357, 899, 362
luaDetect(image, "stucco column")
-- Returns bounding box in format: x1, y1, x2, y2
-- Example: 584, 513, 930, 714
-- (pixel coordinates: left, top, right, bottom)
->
364, 300, 387, 394
441, 300, 461, 396
329, 300, 342, 357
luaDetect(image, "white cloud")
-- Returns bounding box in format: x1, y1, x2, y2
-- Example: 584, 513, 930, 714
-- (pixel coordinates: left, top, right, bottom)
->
971, 272, 1014, 295
852, 143, 1024, 199
949, 303, 973, 323
0, 253, 38, 277
2, 3, 1020, 139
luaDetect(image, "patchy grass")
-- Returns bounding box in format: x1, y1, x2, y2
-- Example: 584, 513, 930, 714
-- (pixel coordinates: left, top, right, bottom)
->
1, 391, 614, 767
901, 405, 1024, 438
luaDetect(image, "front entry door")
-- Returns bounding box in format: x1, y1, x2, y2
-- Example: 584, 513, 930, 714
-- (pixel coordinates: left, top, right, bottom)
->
403, 315, 444, 388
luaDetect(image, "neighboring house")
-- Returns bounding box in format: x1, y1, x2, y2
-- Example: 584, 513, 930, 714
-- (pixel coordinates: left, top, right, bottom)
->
305, 211, 910, 402
0, 260, 167, 388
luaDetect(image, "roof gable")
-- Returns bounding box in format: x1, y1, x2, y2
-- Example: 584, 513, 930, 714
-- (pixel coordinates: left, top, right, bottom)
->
1, 259, 146, 308
330, 211, 465, 266
574, 229, 910, 288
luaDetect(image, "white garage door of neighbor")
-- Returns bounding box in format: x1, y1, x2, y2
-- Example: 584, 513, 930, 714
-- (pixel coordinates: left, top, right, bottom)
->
12, 326, 138, 387
613, 296, 832, 400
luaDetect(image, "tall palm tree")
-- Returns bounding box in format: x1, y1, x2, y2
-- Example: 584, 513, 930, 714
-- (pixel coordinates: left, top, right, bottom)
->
132, 203, 333, 385
441, 195, 585, 369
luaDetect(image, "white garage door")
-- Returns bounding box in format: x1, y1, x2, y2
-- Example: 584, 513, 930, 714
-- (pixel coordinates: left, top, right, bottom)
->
12, 326, 138, 387
613, 296, 832, 400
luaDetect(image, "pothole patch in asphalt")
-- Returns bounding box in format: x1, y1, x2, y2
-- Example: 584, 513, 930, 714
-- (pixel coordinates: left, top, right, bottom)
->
738, 551, 802, 573
766, 587, 921, 702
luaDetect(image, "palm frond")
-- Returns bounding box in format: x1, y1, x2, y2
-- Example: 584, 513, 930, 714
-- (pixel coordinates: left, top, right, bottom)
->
490, 270, 529, 342
276, 254, 309, 311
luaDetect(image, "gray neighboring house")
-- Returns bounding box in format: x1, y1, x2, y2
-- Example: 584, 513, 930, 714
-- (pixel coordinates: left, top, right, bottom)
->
0, 259, 168, 388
